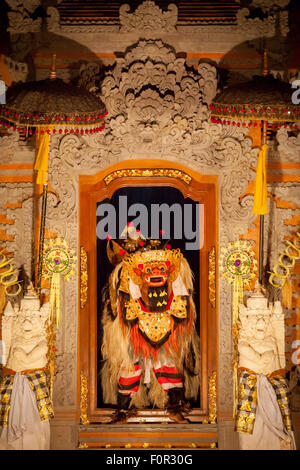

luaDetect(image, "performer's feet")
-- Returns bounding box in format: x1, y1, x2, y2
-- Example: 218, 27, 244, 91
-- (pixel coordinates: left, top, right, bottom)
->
110, 410, 128, 424
109, 405, 138, 424
167, 387, 190, 423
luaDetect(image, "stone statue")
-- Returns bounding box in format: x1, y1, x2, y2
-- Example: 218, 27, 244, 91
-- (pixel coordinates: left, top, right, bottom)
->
0, 284, 53, 450
235, 288, 295, 450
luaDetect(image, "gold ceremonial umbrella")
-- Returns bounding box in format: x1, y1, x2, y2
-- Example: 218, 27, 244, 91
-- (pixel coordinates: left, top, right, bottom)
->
211, 53, 299, 285
211, 54, 299, 419
0, 55, 107, 293
0, 56, 107, 402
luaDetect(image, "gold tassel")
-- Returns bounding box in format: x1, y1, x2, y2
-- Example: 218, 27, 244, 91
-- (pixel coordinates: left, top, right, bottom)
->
253, 144, 268, 215
34, 130, 50, 185
282, 278, 293, 309
49, 272, 61, 328
232, 276, 243, 419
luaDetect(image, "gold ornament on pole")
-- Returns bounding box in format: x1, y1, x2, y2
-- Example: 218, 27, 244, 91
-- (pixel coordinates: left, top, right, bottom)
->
42, 237, 76, 328
211, 51, 299, 286
219, 241, 257, 417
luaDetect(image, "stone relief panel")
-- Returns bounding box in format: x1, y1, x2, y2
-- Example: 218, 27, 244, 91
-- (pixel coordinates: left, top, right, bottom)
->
236, 8, 276, 38
1, 36, 298, 414
46, 6, 61, 32
44, 39, 260, 412
4, 193, 35, 276
0, 130, 35, 163
4, 0, 287, 41
4, 0, 62, 33
275, 128, 300, 163
0, 181, 34, 277
38, 139, 78, 407
119, 1, 177, 33
250, 0, 290, 11
5, 0, 42, 33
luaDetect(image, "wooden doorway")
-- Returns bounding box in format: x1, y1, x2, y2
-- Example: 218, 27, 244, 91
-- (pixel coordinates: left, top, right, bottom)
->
78, 160, 218, 424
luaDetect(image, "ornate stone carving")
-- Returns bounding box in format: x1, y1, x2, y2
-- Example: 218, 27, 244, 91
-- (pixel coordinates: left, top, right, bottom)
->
2, 56, 28, 83
5, 1, 62, 33
61, 25, 119, 33
276, 128, 300, 163
2, 284, 49, 371
46, 7, 60, 32
119, 1, 177, 33
250, 0, 290, 11
80, 247, 88, 310
208, 247, 216, 309
0, 131, 35, 163
4, 0, 287, 41
236, 8, 276, 38
0, 132, 21, 161
279, 10, 289, 36
94, 39, 219, 159
6, 0, 42, 33
51, 40, 257, 414
6, 36, 292, 417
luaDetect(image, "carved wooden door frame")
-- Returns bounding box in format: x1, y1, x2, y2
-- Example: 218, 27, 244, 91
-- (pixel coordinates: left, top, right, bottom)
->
78, 159, 218, 424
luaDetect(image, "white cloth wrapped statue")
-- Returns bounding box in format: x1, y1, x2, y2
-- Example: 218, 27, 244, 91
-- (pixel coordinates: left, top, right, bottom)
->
0, 285, 53, 450
235, 289, 295, 450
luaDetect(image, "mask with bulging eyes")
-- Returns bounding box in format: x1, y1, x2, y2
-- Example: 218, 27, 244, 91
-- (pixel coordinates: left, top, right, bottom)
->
14, 305, 48, 338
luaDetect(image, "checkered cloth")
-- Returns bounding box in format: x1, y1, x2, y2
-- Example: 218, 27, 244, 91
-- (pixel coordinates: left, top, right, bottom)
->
235, 371, 257, 434
268, 376, 293, 431
0, 370, 54, 427
235, 370, 293, 434
0, 375, 14, 428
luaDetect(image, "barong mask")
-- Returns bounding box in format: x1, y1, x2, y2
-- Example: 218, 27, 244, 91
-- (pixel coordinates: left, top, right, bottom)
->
101, 226, 200, 409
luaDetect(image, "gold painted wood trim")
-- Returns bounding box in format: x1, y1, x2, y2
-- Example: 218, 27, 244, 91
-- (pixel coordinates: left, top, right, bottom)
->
208, 371, 217, 424
80, 246, 88, 309
79, 431, 218, 439
208, 247, 216, 308
104, 168, 192, 186
77, 441, 217, 449
80, 373, 89, 425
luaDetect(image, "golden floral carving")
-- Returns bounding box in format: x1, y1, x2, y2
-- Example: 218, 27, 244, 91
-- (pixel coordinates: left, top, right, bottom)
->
104, 169, 192, 186
46, 319, 57, 404
80, 373, 89, 425
208, 371, 217, 424
78, 442, 88, 449
80, 247, 88, 309
208, 247, 216, 308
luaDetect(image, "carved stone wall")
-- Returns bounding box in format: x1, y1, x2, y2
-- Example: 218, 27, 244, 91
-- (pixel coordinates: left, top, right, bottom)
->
0, 3, 299, 445
40, 38, 260, 414
3, 0, 291, 86
119, 1, 177, 33
1, 36, 299, 418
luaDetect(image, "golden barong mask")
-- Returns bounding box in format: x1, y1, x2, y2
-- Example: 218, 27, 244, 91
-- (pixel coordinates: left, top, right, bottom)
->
122, 249, 182, 289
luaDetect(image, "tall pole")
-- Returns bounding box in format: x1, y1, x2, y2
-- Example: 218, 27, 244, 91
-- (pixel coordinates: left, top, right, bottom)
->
258, 49, 268, 286
36, 55, 55, 295
37, 182, 48, 294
